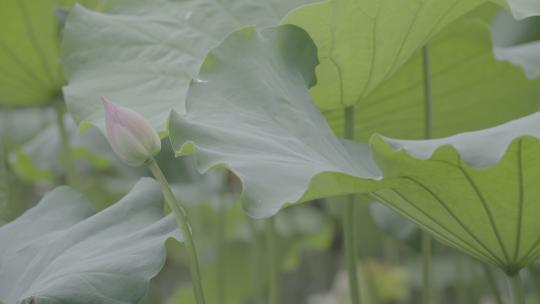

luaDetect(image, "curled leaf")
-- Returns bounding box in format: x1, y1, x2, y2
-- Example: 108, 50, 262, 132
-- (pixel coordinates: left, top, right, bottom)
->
371, 111, 540, 274
61, 0, 316, 134
492, 11, 540, 79
169, 25, 381, 218
0, 178, 181, 304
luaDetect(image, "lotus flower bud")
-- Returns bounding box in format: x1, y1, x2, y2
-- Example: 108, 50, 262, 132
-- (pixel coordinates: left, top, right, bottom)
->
102, 98, 161, 166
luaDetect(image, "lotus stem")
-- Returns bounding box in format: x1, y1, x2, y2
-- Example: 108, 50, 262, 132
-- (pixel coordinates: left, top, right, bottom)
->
507, 273, 525, 304
54, 102, 76, 186
455, 253, 468, 304
249, 218, 265, 303
422, 45, 433, 139
421, 44, 433, 304
0, 144, 8, 225
343, 106, 361, 304
421, 231, 432, 304
146, 157, 206, 304
0, 108, 9, 224
482, 264, 503, 304
527, 265, 540, 301
361, 259, 380, 303
265, 217, 280, 304
216, 203, 227, 304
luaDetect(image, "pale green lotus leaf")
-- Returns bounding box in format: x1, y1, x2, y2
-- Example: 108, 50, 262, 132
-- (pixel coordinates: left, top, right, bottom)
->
321, 12, 540, 141
169, 25, 381, 218
282, 0, 489, 111
0, 178, 181, 304
61, 0, 316, 134
370, 111, 540, 274
0, 0, 64, 106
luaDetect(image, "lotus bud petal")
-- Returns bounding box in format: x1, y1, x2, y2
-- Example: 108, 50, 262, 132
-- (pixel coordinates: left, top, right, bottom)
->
102, 98, 161, 166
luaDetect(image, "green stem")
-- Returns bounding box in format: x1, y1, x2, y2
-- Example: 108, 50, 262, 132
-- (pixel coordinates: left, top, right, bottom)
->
216, 203, 227, 304
422, 45, 433, 139
361, 260, 380, 304
146, 158, 206, 304
344, 106, 361, 304
265, 217, 280, 304
483, 265, 503, 304
527, 265, 540, 301
0, 108, 12, 223
421, 232, 432, 304
455, 254, 468, 304
507, 273, 525, 304
54, 102, 76, 185
0, 145, 7, 225
344, 105, 355, 140
249, 219, 265, 304
344, 195, 360, 304
421, 45, 433, 304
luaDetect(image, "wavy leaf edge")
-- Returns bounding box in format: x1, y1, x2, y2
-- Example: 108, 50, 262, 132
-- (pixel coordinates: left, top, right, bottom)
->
172, 128, 382, 219
370, 111, 540, 169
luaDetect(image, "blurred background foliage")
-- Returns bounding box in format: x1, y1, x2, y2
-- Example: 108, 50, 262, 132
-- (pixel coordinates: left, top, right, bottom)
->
2, 0, 540, 303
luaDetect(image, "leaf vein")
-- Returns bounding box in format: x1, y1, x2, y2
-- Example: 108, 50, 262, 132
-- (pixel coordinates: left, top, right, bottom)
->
402, 176, 505, 267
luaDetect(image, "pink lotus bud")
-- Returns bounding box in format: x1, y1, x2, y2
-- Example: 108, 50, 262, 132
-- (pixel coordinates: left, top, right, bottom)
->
102, 98, 161, 166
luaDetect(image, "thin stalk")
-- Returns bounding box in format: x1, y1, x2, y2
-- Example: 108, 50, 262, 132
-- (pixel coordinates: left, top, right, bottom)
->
507, 273, 525, 304
361, 260, 380, 304
421, 45, 433, 304
249, 219, 265, 304
0, 144, 7, 224
421, 232, 432, 304
54, 102, 76, 185
265, 217, 280, 304
527, 265, 540, 301
344, 106, 361, 304
483, 265, 503, 304
0, 108, 12, 223
146, 158, 206, 304
216, 203, 227, 304
422, 46, 433, 139
455, 254, 467, 304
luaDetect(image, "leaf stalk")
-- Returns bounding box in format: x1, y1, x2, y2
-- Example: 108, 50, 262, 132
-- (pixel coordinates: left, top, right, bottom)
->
421, 231, 432, 304
421, 44, 433, 304
265, 217, 280, 304
54, 102, 76, 186
507, 273, 525, 304
483, 264, 503, 304
344, 106, 361, 304
146, 157, 206, 304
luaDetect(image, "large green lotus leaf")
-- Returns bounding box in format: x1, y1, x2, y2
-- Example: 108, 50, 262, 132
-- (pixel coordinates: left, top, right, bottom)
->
0, 0, 65, 106
370, 111, 540, 274
61, 0, 316, 134
0, 178, 181, 304
282, 0, 490, 111
321, 13, 540, 140
492, 11, 540, 79
169, 25, 381, 218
